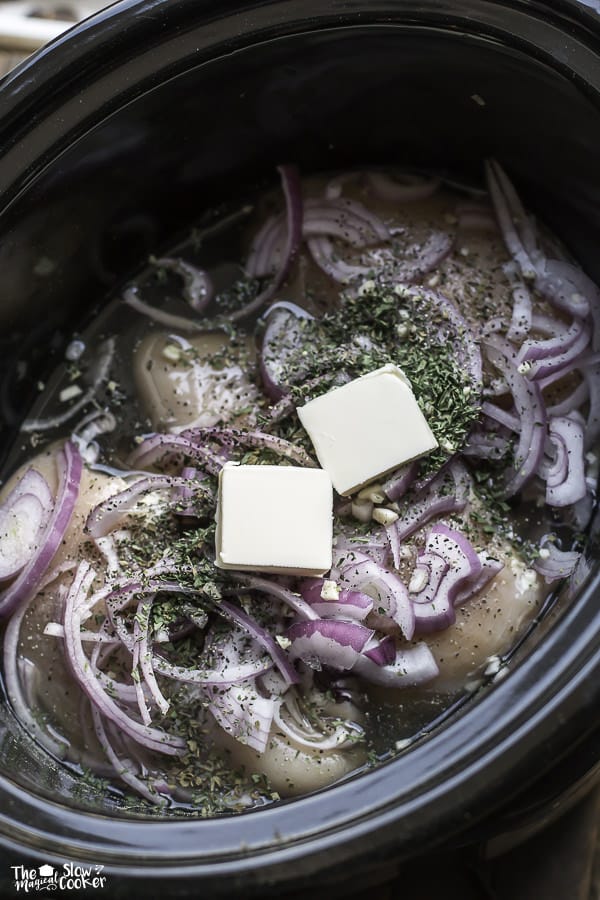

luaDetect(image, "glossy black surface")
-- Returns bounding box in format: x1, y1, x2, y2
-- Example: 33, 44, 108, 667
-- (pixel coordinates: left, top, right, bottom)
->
1, 1, 600, 895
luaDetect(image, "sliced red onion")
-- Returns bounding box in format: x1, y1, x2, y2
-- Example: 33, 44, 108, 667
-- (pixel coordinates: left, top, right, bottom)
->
21, 338, 115, 434
535, 260, 591, 319
153, 642, 272, 687
131, 605, 152, 726
547, 379, 589, 418
299, 578, 374, 621
516, 318, 591, 382
0, 469, 53, 582
246, 214, 282, 278
507, 281, 533, 342
219, 599, 299, 685
86, 474, 207, 538
352, 642, 439, 687
485, 159, 540, 280
134, 594, 171, 717
183, 426, 317, 468
411, 524, 482, 634
259, 302, 313, 401
363, 634, 397, 666
62, 563, 185, 755
541, 261, 600, 350
287, 619, 374, 670
91, 705, 167, 805
173, 465, 205, 517
398, 231, 454, 281
325, 171, 361, 200
0, 441, 82, 618
463, 429, 511, 460
453, 552, 504, 606
123, 285, 211, 333
103, 578, 278, 685
273, 694, 361, 750
483, 335, 547, 497
325, 196, 390, 242
542, 416, 587, 507
481, 401, 519, 433
72, 408, 117, 465
229, 164, 303, 322
533, 539, 580, 583
153, 256, 214, 314
409, 551, 451, 631
332, 533, 390, 570
206, 679, 276, 754
367, 171, 441, 203
382, 461, 419, 502
303, 197, 389, 246
233, 573, 319, 621
389, 459, 471, 558
337, 551, 415, 640
486, 161, 595, 322
127, 432, 226, 475
307, 235, 372, 283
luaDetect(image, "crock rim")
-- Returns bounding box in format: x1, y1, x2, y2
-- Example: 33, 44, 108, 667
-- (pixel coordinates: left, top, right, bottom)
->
0, 0, 599, 887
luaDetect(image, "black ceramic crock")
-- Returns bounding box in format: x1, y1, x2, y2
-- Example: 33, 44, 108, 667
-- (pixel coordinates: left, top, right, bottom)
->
1, 1, 600, 897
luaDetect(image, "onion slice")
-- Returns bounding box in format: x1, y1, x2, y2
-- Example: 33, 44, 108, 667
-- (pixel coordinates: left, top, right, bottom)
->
287, 619, 375, 671
337, 550, 415, 640
533, 539, 580, 583
0, 469, 53, 581
542, 415, 587, 507
410, 523, 482, 633
206, 679, 276, 754
0, 441, 82, 618
299, 578, 374, 621
228, 164, 303, 322
152, 257, 213, 314
483, 335, 547, 497
62, 563, 186, 755
86, 474, 211, 538
388, 459, 471, 560
352, 642, 439, 687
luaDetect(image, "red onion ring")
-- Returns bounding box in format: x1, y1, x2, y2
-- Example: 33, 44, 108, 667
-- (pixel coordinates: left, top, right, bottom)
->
0, 468, 53, 581
299, 578, 374, 621
483, 335, 547, 497
352, 642, 439, 687
411, 523, 482, 633
542, 415, 587, 507
533, 539, 580, 583
259, 301, 314, 401
153, 256, 214, 314
228, 163, 303, 322
62, 563, 186, 756
0, 441, 82, 618
86, 473, 211, 538
287, 619, 375, 670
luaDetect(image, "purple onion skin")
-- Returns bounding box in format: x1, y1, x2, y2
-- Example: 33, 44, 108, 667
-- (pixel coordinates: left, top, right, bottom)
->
0, 441, 83, 619
412, 524, 482, 635
259, 303, 311, 401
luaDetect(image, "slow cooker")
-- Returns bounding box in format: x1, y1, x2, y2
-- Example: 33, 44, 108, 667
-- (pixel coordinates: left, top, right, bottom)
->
0, 1, 600, 896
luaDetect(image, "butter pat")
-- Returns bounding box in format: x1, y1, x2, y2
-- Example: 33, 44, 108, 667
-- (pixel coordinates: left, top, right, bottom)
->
215, 463, 333, 575
297, 364, 438, 496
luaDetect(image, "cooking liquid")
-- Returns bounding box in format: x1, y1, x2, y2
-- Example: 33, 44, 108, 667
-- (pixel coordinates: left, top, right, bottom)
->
0, 172, 566, 815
